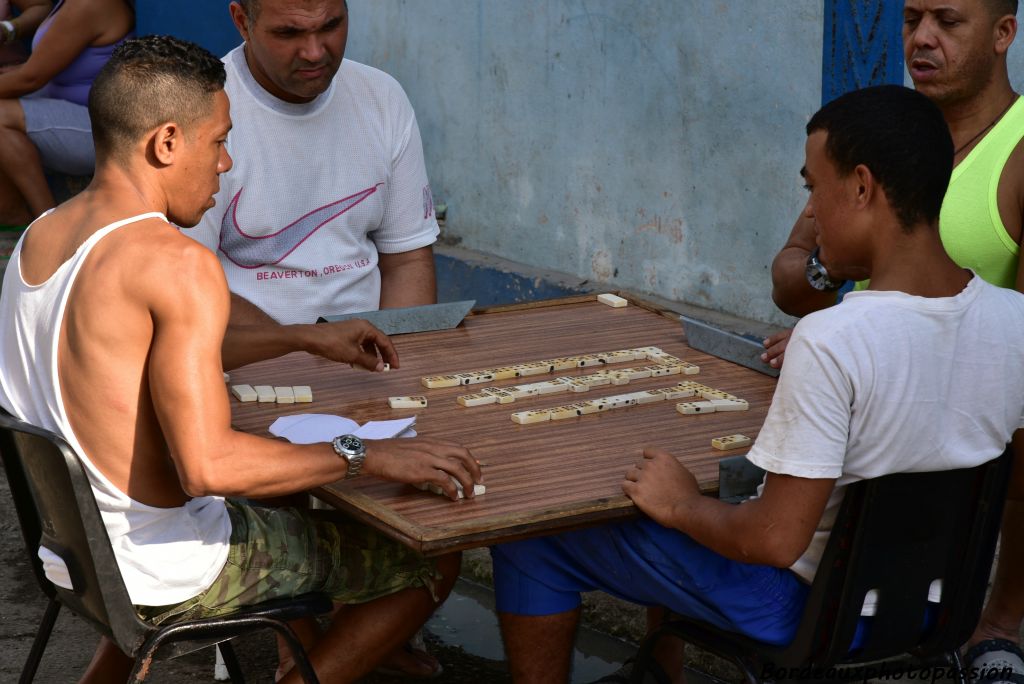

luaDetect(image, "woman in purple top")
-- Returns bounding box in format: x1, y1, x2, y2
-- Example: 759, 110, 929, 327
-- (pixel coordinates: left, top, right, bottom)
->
0, 0, 133, 226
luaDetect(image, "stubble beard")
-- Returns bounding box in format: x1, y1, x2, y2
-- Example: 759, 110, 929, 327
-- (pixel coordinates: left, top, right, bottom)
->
287, 59, 340, 100
919, 50, 997, 111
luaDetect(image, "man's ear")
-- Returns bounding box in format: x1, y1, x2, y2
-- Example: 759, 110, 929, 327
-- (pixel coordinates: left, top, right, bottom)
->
995, 14, 1017, 55
150, 122, 182, 167
852, 164, 875, 209
229, 2, 251, 43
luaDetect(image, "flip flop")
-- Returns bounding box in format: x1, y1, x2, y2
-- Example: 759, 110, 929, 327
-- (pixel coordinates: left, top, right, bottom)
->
590, 657, 671, 684
373, 640, 444, 680
965, 639, 1024, 684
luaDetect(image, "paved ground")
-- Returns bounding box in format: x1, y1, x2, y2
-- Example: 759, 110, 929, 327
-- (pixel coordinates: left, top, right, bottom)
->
0, 468, 639, 683
0, 472, 513, 682
18, 461, 1017, 684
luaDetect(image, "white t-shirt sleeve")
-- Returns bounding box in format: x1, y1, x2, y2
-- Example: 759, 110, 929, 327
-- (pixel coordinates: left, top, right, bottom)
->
746, 325, 851, 480
371, 84, 439, 254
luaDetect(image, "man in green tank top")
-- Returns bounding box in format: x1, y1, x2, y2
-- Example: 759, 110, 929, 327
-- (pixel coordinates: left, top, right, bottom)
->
767, 1, 1024, 678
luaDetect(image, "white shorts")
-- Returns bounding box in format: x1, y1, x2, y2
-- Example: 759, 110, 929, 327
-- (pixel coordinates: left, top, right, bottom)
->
20, 94, 95, 176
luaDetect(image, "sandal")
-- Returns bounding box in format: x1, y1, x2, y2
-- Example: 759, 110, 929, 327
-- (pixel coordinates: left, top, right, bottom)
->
590, 657, 671, 684
964, 639, 1024, 684
373, 639, 444, 680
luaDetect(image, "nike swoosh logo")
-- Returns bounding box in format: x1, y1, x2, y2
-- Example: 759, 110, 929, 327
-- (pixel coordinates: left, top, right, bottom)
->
218, 184, 381, 269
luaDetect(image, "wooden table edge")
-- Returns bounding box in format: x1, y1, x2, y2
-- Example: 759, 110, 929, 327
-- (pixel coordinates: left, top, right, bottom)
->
310, 480, 720, 556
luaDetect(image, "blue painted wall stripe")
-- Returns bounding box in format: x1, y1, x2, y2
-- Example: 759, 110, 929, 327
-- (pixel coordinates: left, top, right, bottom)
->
136, 0, 239, 58
822, 0, 905, 105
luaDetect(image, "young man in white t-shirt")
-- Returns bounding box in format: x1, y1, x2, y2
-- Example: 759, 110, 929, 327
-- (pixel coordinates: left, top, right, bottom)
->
491, 85, 1024, 684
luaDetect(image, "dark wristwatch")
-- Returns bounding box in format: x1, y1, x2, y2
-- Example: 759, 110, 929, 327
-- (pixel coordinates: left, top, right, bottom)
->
805, 247, 845, 292
331, 434, 366, 479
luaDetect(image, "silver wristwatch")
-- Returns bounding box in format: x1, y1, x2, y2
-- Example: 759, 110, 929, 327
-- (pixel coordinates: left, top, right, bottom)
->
805, 247, 844, 292
331, 434, 366, 479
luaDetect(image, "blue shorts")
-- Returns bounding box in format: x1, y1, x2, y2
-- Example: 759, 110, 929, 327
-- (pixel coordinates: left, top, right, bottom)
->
491, 517, 809, 646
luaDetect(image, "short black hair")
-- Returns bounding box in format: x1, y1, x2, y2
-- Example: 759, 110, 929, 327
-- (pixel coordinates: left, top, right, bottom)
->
806, 85, 953, 230
89, 36, 226, 162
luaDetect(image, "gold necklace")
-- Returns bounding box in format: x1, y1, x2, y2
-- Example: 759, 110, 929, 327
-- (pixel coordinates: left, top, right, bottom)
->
954, 94, 1018, 157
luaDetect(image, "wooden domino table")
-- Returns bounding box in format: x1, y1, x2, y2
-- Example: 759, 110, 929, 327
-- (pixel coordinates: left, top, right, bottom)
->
229, 295, 778, 555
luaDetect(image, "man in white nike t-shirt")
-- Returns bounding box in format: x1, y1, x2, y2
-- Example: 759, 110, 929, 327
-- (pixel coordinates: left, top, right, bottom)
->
187, 0, 441, 372
185, 1, 447, 677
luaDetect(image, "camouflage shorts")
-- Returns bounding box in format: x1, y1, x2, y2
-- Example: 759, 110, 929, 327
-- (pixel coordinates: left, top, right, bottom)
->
136, 501, 441, 626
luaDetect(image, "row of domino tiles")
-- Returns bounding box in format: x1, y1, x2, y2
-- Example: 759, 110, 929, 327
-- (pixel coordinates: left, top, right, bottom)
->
509, 381, 748, 424
421, 346, 690, 388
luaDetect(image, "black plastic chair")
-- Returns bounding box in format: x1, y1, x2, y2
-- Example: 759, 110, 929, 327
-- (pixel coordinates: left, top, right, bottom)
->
632, 450, 1014, 684
0, 410, 332, 683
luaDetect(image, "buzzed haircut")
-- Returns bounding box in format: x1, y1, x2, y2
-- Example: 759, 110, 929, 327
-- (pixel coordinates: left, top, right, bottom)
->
88, 36, 226, 162
806, 85, 953, 231
238, 0, 347, 22
987, 0, 1018, 17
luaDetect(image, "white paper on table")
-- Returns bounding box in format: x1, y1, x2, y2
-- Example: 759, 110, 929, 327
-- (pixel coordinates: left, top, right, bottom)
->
269, 414, 359, 444
354, 417, 417, 440
269, 414, 416, 444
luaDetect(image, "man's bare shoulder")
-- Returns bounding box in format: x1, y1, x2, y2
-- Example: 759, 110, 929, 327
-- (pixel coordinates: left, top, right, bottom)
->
1003, 135, 1024, 187
32, 205, 229, 309
996, 136, 1024, 246
102, 222, 227, 298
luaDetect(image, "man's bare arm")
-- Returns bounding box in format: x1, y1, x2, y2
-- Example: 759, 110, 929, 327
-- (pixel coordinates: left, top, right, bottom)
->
221, 243, 437, 368
227, 292, 277, 324
378, 245, 437, 309
221, 292, 399, 371
146, 241, 480, 499
624, 447, 834, 567
969, 414, 1024, 642
1014, 237, 1024, 292
771, 214, 846, 317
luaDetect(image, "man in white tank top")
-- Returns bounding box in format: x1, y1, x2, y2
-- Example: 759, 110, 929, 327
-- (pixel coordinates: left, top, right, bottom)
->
0, 36, 480, 684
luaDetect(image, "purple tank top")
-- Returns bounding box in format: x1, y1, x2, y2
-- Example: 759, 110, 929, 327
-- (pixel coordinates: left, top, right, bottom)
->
32, 0, 134, 106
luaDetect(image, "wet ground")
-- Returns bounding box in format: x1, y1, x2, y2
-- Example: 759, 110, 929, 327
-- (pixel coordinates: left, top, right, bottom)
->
0, 468, 637, 683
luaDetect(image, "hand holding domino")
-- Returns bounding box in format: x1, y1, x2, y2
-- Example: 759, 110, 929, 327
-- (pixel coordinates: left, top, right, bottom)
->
302, 318, 400, 372
359, 436, 482, 500
414, 478, 487, 499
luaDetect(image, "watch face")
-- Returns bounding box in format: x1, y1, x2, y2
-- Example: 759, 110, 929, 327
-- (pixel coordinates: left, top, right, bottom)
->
806, 250, 840, 291
338, 434, 364, 454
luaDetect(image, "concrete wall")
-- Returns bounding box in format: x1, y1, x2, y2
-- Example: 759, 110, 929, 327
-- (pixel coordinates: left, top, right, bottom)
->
133, 2, 1024, 325
345, 1, 822, 326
